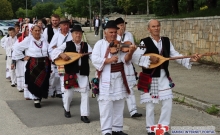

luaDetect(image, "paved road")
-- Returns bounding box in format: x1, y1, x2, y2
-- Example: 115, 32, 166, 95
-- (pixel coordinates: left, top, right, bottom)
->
0, 27, 219, 135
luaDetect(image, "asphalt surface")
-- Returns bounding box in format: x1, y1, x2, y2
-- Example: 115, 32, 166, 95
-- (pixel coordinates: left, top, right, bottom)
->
0, 27, 219, 135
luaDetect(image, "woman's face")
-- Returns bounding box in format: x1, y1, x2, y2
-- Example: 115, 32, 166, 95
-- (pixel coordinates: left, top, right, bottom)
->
31, 26, 41, 40
37, 21, 43, 28
25, 27, 29, 36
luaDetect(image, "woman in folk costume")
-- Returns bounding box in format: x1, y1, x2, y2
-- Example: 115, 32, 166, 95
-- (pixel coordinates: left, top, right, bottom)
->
12, 25, 51, 108
91, 20, 137, 135
131, 19, 201, 135
12, 24, 33, 99
51, 25, 92, 123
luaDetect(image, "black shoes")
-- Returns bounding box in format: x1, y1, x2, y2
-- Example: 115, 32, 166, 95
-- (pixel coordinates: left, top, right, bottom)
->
34, 99, 41, 108
56, 94, 62, 98
105, 133, 111, 135
18, 89, 24, 92
64, 109, 71, 118
131, 113, 142, 117
11, 84, 16, 87
148, 132, 155, 135
112, 131, 128, 135
81, 116, 90, 123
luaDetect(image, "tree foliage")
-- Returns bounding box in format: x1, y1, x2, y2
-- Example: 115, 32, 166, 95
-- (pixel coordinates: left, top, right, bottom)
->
53, 7, 63, 18
0, 0, 13, 19
32, 2, 58, 18
8, 0, 31, 18
153, 0, 172, 16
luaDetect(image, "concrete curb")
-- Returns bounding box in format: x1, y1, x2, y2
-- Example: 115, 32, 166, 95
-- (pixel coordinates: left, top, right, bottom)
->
173, 91, 220, 114
83, 33, 87, 42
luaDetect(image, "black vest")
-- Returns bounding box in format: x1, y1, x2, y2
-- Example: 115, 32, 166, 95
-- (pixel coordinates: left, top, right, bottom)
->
141, 37, 170, 77
47, 25, 54, 43
64, 41, 90, 76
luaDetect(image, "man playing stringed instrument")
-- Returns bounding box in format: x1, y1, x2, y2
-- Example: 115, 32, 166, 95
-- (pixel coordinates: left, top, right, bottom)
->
115, 17, 142, 118
91, 20, 137, 135
51, 25, 92, 123
131, 19, 201, 135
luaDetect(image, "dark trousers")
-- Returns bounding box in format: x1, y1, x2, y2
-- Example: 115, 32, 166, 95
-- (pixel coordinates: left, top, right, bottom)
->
95, 27, 99, 35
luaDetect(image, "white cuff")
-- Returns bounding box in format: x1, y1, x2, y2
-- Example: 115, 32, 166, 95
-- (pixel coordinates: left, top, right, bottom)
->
138, 56, 151, 68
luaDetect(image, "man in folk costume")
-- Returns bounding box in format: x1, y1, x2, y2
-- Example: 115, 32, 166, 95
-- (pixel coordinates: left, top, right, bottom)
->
5, 27, 17, 87
91, 20, 137, 135
48, 18, 72, 98
43, 14, 62, 98
131, 19, 201, 135
12, 24, 33, 99
13, 25, 51, 108
115, 17, 142, 118
51, 25, 92, 123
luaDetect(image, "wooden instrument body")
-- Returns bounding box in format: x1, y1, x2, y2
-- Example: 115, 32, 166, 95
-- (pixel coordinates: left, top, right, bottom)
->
144, 53, 169, 69
54, 52, 83, 66
143, 52, 218, 69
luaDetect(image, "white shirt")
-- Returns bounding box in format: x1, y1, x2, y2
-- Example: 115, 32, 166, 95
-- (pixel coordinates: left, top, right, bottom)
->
12, 36, 49, 60
91, 39, 131, 101
48, 30, 72, 58
95, 19, 99, 27
42, 27, 59, 43
132, 36, 192, 103
5, 36, 17, 56
1, 35, 8, 49
117, 31, 137, 88
117, 31, 134, 44
52, 41, 93, 92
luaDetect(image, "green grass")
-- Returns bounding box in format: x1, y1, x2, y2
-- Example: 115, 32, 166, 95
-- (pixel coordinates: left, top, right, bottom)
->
160, 7, 220, 19
206, 105, 220, 115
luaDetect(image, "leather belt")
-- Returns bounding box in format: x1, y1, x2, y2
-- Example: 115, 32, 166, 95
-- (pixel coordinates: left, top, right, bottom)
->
111, 62, 130, 94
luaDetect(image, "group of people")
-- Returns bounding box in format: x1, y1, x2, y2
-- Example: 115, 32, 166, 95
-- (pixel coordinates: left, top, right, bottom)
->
0, 13, 201, 135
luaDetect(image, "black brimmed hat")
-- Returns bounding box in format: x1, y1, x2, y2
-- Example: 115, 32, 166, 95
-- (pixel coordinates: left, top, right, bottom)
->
70, 25, 84, 33
59, 18, 70, 25
104, 20, 119, 30
115, 17, 127, 25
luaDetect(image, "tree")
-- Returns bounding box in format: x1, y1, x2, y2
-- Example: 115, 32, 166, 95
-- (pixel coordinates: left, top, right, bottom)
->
153, 0, 172, 16
171, 0, 179, 15
207, 0, 217, 8
187, 0, 194, 12
0, 0, 13, 19
15, 8, 34, 18
32, 2, 58, 18
53, 7, 63, 18
8, 0, 31, 18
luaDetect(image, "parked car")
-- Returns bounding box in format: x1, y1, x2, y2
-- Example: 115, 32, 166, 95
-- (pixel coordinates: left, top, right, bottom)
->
72, 20, 82, 27
84, 20, 90, 27
0, 22, 10, 36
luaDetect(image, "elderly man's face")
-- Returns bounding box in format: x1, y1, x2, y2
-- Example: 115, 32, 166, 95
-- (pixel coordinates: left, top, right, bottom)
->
59, 23, 69, 34
72, 31, 82, 43
104, 28, 117, 42
148, 20, 160, 37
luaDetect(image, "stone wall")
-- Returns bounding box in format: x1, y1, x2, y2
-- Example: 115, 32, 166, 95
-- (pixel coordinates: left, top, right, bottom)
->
109, 16, 220, 63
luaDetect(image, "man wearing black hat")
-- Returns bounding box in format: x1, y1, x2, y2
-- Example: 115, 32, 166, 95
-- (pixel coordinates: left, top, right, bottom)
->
115, 17, 143, 118
91, 20, 137, 135
51, 25, 92, 123
47, 18, 72, 98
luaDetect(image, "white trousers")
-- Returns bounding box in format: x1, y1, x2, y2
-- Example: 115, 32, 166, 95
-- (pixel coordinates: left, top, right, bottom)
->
62, 88, 90, 116
146, 98, 172, 132
48, 64, 61, 96
15, 60, 25, 90
126, 88, 138, 116
7, 57, 16, 85
6, 56, 10, 79
23, 61, 33, 99
99, 99, 125, 135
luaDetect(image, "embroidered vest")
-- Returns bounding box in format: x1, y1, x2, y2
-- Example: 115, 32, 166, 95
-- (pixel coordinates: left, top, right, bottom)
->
64, 41, 90, 76
141, 37, 170, 77
47, 25, 54, 43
